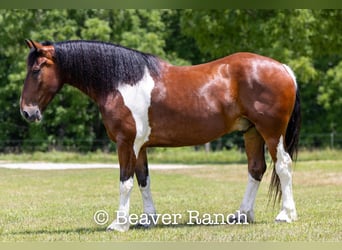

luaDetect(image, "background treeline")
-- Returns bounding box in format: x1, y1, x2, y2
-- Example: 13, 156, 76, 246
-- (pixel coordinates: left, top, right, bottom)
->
0, 9, 341, 152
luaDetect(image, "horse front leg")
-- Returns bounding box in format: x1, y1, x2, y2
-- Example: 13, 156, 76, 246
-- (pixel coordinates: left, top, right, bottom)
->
107, 143, 136, 232
135, 147, 157, 228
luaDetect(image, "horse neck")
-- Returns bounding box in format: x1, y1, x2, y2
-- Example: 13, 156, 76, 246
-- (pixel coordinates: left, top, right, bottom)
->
55, 41, 162, 105
55, 46, 107, 104
61, 73, 104, 104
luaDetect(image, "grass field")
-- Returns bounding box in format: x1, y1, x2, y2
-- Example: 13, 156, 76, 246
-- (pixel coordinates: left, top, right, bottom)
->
0, 149, 341, 241
1, 147, 342, 164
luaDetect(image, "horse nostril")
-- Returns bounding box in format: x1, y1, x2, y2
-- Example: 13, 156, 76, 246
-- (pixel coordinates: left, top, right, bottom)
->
21, 106, 42, 122
23, 110, 30, 119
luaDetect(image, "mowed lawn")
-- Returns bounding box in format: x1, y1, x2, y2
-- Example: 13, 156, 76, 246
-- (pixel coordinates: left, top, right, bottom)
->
0, 158, 341, 241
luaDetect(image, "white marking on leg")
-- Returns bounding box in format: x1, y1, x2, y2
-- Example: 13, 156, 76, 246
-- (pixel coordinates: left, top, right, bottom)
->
239, 174, 260, 222
118, 68, 155, 158
139, 176, 157, 228
107, 177, 134, 232
275, 136, 297, 223
140, 176, 156, 214
283, 64, 297, 90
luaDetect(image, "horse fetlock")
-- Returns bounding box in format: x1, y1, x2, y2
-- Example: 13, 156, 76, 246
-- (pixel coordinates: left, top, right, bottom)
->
229, 210, 252, 224
106, 219, 130, 232
136, 213, 158, 229
275, 208, 297, 223
243, 210, 255, 223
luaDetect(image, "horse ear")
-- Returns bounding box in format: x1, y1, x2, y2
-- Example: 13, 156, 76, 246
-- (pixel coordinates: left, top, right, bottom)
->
25, 39, 34, 49
25, 39, 42, 51
32, 40, 44, 51
25, 40, 55, 59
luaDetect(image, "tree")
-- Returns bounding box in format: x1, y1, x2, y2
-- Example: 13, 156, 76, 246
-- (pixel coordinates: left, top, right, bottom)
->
0, 10, 36, 151
0, 9, 341, 152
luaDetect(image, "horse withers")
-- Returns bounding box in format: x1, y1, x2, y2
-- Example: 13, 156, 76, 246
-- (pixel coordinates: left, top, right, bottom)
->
20, 40, 301, 232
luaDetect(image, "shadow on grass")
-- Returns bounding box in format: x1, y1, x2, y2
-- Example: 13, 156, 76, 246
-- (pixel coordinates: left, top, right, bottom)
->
6, 220, 266, 237
130, 220, 265, 231
6, 226, 105, 236
7, 221, 266, 235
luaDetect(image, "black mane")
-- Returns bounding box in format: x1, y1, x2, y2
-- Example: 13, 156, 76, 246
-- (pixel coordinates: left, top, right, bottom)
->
52, 40, 161, 92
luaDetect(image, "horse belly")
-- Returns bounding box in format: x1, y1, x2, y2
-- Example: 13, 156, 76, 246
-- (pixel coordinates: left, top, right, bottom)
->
148, 105, 237, 147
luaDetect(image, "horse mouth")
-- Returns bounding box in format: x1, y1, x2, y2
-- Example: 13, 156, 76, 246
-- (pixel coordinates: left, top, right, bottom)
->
20, 106, 42, 122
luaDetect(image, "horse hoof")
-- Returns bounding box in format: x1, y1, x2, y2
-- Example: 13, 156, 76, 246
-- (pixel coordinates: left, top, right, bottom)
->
135, 214, 158, 229
135, 223, 153, 229
106, 219, 130, 232
228, 210, 251, 224
275, 209, 297, 223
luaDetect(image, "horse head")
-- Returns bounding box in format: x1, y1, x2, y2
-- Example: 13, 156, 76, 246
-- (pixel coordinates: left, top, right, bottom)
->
20, 40, 63, 122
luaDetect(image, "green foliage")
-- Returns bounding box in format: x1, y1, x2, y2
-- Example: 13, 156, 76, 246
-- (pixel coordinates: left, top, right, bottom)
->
319, 61, 342, 110
81, 18, 111, 41
318, 61, 342, 131
0, 10, 341, 152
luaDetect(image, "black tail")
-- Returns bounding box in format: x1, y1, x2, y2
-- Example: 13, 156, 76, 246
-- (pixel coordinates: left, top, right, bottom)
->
269, 88, 301, 203
285, 89, 301, 160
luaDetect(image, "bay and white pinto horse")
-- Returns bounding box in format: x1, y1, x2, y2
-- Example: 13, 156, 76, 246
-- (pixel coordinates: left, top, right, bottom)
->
21, 40, 301, 232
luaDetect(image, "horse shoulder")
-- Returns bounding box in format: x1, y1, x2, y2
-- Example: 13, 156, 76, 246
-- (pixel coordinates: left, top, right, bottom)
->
98, 92, 136, 144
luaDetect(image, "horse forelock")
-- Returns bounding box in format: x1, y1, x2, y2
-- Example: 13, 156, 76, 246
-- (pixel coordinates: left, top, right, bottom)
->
27, 50, 38, 67
53, 40, 161, 92
27, 41, 54, 67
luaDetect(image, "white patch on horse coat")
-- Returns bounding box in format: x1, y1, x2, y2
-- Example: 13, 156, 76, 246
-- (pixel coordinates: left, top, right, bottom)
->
239, 174, 260, 222
118, 68, 155, 158
275, 136, 297, 222
107, 177, 134, 232
197, 65, 234, 114
283, 64, 297, 90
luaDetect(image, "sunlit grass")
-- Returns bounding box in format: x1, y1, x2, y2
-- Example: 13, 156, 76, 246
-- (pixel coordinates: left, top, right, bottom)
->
0, 159, 341, 241
1, 147, 341, 164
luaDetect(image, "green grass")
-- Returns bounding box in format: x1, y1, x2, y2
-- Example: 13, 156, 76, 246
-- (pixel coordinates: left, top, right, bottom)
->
0, 157, 341, 241
1, 147, 342, 164
0, 147, 247, 164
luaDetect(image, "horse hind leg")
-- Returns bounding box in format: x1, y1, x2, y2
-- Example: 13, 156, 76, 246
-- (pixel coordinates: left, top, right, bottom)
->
273, 136, 297, 222
232, 127, 266, 223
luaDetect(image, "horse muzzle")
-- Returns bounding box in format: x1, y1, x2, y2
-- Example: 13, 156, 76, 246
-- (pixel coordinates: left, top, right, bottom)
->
20, 105, 42, 122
